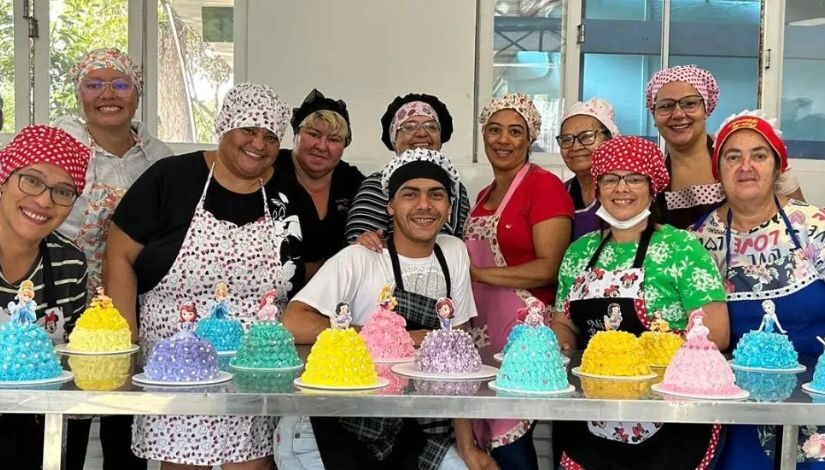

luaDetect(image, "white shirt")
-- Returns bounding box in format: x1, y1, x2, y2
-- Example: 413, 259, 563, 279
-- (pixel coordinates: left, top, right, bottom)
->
294, 234, 477, 326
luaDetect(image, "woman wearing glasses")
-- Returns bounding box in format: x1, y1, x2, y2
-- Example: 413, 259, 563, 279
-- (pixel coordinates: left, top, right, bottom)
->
464, 93, 573, 469
646, 64, 802, 229
556, 98, 620, 240
345, 93, 471, 251
52, 47, 171, 470
551, 136, 729, 470
0, 125, 91, 469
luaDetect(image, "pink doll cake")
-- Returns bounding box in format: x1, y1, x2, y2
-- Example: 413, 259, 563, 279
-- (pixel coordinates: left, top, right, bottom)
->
359, 286, 416, 362
656, 309, 745, 398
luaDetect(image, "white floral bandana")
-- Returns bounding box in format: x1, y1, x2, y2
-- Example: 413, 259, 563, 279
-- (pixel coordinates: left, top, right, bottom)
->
214, 82, 291, 140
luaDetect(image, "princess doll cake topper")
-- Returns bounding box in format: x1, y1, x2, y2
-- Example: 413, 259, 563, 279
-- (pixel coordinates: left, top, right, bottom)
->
759, 299, 787, 334
209, 282, 231, 319
378, 285, 398, 311
8, 280, 37, 324
333, 302, 352, 330
179, 302, 199, 332
256, 290, 280, 321
436, 297, 455, 331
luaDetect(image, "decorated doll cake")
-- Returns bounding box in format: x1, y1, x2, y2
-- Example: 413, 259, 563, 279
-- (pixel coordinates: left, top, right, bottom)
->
657, 309, 745, 398
194, 282, 245, 353
359, 286, 416, 362
501, 297, 558, 355
497, 298, 569, 392
231, 291, 301, 370
732, 300, 799, 370
0, 281, 63, 382
809, 337, 825, 393
300, 302, 378, 386
639, 314, 685, 368
143, 302, 221, 382
580, 330, 650, 377
416, 298, 482, 374
67, 288, 133, 353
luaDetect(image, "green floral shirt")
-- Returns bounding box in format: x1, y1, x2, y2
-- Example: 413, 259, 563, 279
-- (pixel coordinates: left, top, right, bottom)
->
554, 224, 726, 331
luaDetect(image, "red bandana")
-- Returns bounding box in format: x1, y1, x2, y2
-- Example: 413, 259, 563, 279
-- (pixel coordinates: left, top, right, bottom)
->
591, 136, 670, 195
712, 115, 788, 179
0, 125, 91, 192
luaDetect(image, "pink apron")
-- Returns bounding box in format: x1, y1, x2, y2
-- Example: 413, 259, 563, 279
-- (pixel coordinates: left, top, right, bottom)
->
132, 164, 289, 465
464, 163, 534, 450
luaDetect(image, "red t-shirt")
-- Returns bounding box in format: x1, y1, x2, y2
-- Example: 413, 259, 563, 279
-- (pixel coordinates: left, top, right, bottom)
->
470, 165, 574, 304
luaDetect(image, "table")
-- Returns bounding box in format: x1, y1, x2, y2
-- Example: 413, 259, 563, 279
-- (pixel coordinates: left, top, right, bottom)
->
1, 348, 822, 469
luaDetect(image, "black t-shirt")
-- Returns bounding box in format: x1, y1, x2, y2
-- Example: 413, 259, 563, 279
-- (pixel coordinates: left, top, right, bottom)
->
276, 148, 365, 259
112, 151, 323, 296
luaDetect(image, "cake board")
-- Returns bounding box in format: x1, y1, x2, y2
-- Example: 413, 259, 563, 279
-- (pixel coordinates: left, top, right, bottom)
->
391, 362, 498, 381
132, 371, 233, 387
651, 383, 750, 400
571, 367, 657, 381
293, 377, 390, 391
56, 344, 140, 356
0, 371, 74, 387
488, 381, 575, 395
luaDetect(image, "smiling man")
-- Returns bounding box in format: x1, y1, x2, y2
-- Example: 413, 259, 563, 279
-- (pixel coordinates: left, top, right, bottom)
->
275, 89, 365, 261
279, 148, 495, 470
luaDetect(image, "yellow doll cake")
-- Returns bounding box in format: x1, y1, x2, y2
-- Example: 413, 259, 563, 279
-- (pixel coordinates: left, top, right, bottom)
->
300, 302, 378, 387
67, 288, 132, 353
639, 315, 685, 368
580, 330, 651, 377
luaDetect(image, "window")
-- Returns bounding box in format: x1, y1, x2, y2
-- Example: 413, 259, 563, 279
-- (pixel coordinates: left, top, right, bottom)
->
156, 0, 234, 144
0, 0, 14, 133
492, 0, 565, 153
781, 0, 825, 159
49, 0, 129, 121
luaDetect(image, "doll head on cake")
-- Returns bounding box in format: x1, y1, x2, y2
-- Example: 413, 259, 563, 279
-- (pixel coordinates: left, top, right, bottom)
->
179, 302, 199, 332
256, 290, 280, 321
379, 285, 398, 311
686, 308, 711, 341
436, 297, 455, 330
604, 303, 623, 331
758, 300, 786, 334
516, 297, 545, 327
209, 282, 232, 319
8, 280, 37, 324
333, 302, 352, 330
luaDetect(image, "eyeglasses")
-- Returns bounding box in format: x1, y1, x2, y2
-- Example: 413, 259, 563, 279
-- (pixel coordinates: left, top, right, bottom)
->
555, 129, 608, 149
598, 173, 649, 189
16, 173, 78, 206
398, 121, 440, 135
80, 78, 135, 98
653, 95, 704, 116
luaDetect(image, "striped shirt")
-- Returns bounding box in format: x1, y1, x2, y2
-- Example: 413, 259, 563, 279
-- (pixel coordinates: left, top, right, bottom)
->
0, 231, 88, 342
344, 172, 471, 243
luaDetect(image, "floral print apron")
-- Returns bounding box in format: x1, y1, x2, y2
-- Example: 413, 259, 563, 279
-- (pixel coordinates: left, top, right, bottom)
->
131, 165, 288, 465
464, 163, 534, 450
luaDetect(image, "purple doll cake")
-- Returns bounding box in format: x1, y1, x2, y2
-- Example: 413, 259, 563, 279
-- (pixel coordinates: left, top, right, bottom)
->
415, 298, 482, 374
143, 302, 220, 382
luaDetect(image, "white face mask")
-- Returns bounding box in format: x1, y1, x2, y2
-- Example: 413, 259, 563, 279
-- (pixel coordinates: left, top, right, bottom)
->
596, 205, 651, 230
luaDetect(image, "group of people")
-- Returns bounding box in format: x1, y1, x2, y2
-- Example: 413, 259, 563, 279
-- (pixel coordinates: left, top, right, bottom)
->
0, 44, 821, 470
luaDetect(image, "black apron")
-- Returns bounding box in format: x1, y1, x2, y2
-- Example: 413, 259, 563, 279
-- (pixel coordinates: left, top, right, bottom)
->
313, 237, 452, 470
556, 227, 720, 470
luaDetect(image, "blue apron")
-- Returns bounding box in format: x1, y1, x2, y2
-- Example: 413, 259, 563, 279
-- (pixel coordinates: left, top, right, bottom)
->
695, 199, 825, 469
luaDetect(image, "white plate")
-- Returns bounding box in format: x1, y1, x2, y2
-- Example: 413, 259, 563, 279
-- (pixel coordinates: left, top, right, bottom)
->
488, 381, 575, 395
132, 371, 233, 387
373, 356, 416, 364
728, 360, 806, 374
493, 352, 570, 365
651, 383, 750, 400
801, 382, 825, 395
229, 362, 303, 372
293, 377, 390, 391
0, 370, 74, 387
55, 344, 139, 356
571, 367, 657, 381
391, 362, 498, 381
216, 350, 237, 356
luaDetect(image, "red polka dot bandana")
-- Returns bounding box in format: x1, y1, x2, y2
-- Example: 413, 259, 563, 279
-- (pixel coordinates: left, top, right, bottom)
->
712, 110, 787, 179
479, 93, 543, 143
0, 125, 91, 193
591, 136, 670, 195
646, 65, 719, 115
70, 48, 143, 96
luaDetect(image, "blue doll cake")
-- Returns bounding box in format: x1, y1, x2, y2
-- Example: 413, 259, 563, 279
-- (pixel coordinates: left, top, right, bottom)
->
732, 300, 799, 370
496, 299, 569, 392
194, 282, 244, 353
810, 337, 825, 392
0, 281, 63, 382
